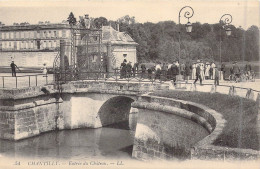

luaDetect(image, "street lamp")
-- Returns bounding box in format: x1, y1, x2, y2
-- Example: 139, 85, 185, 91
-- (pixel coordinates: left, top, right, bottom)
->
219, 14, 232, 63
178, 6, 194, 79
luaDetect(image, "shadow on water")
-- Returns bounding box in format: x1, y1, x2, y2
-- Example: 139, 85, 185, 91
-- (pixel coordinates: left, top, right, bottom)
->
119, 145, 134, 156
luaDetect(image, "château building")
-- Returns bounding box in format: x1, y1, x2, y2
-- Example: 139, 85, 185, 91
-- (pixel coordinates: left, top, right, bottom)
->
0, 20, 137, 71
0, 23, 70, 69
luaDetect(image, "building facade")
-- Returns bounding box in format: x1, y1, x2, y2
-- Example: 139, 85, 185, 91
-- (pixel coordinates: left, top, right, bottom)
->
0, 23, 71, 69
0, 22, 137, 71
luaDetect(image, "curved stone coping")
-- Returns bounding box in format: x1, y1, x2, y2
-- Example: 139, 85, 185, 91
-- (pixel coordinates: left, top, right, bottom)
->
132, 95, 225, 151
136, 94, 260, 160
133, 95, 225, 143
132, 101, 213, 133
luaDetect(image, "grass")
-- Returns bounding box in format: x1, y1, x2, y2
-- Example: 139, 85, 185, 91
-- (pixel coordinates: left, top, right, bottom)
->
150, 90, 259, 150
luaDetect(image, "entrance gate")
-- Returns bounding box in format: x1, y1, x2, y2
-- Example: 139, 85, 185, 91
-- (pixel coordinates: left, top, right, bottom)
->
53, 22, 106, 83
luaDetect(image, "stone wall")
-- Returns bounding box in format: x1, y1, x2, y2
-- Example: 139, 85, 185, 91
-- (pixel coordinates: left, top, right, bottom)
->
132, 108, 209, 160
131, 95, 224, 161
0, 97, 63, 140
132, 95, 260, 161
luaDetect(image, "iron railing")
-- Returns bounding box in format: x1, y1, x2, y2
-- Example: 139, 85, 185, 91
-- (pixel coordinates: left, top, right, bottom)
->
0, 74, 50, 89
53, 68, 172, 84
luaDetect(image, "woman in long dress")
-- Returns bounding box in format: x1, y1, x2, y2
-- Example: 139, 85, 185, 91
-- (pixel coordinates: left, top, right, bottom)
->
192, 63, 196, 80
200, 63, 205, 80
211, 62, 216, 80
205, 63, 210, 79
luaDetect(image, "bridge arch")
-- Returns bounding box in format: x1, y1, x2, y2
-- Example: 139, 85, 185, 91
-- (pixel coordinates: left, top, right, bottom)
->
97, 96, 135, 127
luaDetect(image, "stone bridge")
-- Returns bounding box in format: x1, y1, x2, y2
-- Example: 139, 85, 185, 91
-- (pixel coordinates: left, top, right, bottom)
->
0, 81, 169, 140
0, 81, 258, 161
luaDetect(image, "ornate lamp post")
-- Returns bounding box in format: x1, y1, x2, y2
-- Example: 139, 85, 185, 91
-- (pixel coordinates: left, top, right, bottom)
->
178, 6, 194, 78
219, 14, 232, 63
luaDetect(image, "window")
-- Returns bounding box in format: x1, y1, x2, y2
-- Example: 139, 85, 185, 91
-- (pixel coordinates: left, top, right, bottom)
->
24, 32, 28, 38
30, 41, 34, 49
44, 31, 47, 38
10, 32, 14, 39
62, 30, 66, 37
54, 31, 57, 37
25, 41, 28, 49
123, 54, 127, 57
21, 32, 24, 38
37, 31, 40, 38
16, 32, 19, 39
6, 32, 9, 39
37, 40, 40, 49
53, 40, 57, 47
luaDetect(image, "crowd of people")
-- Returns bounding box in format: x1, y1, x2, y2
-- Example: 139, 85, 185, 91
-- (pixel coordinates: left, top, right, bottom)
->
119, 59, 222, 85
119, 59, 253, 86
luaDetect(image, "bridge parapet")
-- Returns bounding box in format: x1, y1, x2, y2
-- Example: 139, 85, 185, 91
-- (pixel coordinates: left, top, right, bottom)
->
61, 81, 169, 94
131, 94, 260, 161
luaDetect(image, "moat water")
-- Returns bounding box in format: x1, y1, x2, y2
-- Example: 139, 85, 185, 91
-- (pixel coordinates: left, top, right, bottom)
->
0, 114, 138, 161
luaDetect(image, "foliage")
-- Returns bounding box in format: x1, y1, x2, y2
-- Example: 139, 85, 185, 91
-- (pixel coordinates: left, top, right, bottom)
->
84, 15, 259, 63
150, 90, 259, 150
93, 17, 108, 29
67, 12, 77, 26
113, 16, 259, 63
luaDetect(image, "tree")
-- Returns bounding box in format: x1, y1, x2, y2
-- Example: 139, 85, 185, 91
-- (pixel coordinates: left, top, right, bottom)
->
67, 12, 77, 26
93, 17, 108, 29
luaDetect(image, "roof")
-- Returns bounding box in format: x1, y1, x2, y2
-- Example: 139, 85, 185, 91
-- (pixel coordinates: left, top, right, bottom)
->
102, 26, 138, 46
0, 23, 71, 31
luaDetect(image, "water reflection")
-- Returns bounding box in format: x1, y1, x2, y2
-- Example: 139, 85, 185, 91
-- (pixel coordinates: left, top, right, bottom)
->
0, 113, 138, 160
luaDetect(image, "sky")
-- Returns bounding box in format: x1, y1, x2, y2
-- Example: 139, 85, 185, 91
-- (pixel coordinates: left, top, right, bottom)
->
0, 0, 259, 30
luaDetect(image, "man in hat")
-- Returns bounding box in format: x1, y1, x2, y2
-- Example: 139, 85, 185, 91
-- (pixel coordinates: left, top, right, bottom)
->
214, 65, 220, 86
126, 61, 132, 78
194, 60, 202, 85
120, 59, 127, 78
171, 62, 179, 86
10, 61, 20, 77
